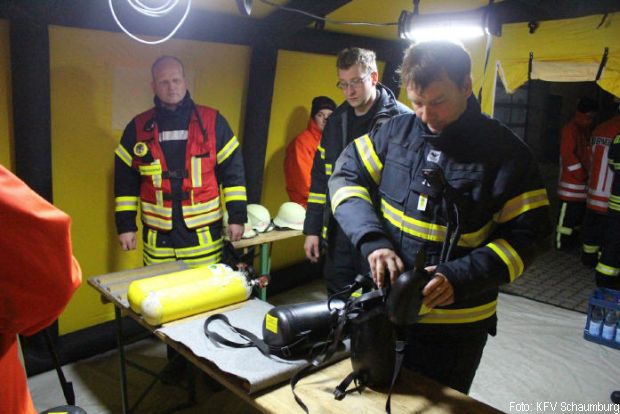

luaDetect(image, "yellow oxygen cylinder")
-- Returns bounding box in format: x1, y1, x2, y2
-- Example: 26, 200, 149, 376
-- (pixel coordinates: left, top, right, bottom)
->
127, 263, 232, 313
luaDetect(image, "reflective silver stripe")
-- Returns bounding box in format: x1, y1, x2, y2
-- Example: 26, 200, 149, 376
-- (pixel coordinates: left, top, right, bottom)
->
308, 192, 326, 205
217, 136, 239, 165
152, 160, 162, 188
557, 189, 587, 199
141, 201, 172, 217
567, 162, 582, 171
115, 145, 133, 167
354, 135, 383, 184
558, 181, 587, 190
495, 189, 549, 223
182, 197, 220, 215
159, 130, 188, 142
487, 239, 524, 281
418, 300, 497, 324
331, 186, 372, 213
115, 196, 139, 212
184, 209, 223, 228
191, 156, 202, 187
223, 186, 247, 203
175, 239, 223, 258
582, 244, 599, 254
183, 252, 222, 268
196, 227, 212, 245
142, 214, 173, 231
155, 190, 164, 206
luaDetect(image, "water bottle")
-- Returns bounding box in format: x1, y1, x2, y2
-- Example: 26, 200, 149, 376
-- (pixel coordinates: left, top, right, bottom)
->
615, 320, 620, 344
588, 306, 604, 336
602, 310, 617, 340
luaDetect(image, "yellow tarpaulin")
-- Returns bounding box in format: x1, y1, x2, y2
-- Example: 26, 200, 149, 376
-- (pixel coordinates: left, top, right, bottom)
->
480, 13, 620, 115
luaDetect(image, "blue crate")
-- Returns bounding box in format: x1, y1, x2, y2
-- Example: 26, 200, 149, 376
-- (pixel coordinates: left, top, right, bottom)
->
584, 287, 620, 350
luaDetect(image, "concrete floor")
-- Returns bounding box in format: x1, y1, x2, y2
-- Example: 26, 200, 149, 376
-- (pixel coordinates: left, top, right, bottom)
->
28, 277, 620, 414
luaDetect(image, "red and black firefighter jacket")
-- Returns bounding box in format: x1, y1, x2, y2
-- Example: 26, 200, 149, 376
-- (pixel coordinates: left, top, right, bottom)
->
586, 114, 620, 213
329, 96, 551, 331
557, 111, 592, 202
114, 93, 247, 240
303, 84, 412, 240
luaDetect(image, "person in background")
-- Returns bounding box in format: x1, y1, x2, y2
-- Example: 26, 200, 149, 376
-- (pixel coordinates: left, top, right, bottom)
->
303, 47, 411, 298
590, 104, 620, 288
555, 97, 597, 251
0, 165, 82, 414
284, 96, 336, 207
581, 105, 620, 268
328, 41, 551, 393
114, 55, 247, 267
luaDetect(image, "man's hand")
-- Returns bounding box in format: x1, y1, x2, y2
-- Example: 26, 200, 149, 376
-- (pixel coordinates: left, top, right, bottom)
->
367, 248, 404, 288
304, 235, 321, 263
228, 223, 244, 242
118, 232, 137, 251
422, 266, 455, 309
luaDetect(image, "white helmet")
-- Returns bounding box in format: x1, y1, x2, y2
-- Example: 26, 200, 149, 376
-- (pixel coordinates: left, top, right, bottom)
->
223, 210, 257, 239
272, 202, 305, 230
247, 204, 273, 233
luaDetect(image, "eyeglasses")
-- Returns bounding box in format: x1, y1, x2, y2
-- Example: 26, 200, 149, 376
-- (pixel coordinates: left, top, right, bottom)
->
336, 73, 370, 91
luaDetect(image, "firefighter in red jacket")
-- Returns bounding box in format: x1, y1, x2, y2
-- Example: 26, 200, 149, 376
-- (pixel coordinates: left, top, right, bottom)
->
284, 96, 336, 207
114, 56, 247, 267
555, 97, 597, 250
582, 112, 620, 267
0, 165, 81, 414
594, 116, 620, 289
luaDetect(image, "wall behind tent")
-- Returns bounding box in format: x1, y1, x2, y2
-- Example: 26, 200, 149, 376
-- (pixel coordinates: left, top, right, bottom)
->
262, 50, 343, 269
0, 19, 12, 170
49, 25, 250, 334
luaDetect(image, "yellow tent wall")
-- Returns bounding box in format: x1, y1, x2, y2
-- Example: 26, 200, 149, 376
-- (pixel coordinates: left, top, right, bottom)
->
0, 19, 12, 170
480, 13, 620, 115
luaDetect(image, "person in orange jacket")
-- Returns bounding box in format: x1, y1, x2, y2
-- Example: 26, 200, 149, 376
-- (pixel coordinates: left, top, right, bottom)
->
0, 165, 82, 414
284, 96, 336, 207
555, 97, 597, 250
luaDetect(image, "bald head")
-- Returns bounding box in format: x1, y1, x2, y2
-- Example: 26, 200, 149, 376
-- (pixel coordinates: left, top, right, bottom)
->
150, 56, 187, 110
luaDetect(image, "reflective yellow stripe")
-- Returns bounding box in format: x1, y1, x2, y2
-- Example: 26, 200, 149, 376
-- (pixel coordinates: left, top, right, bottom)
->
191, 156, 202, 187
138, 164, 162, 176
381, 198, 493, 248
147, 228, 157, 247
184, 209, 223, 228
143, 214, 173, 231
217, 135, 239, 165
155, 190, 164, 206
418, 300, 497, 324
354, 135, 383, 185
115, 196, 139, 212
182, 197, 220, 215
609, 195, 620, 213
317, 145, 325, 160
308, 192, 326, 205
325, 163, 332, 176
115, 145, 132, 167
321, 226, 328, 239
183, 252, 222, 268
175, 239, 223, 258
495, 189, 549, 223
331, 186, 372, 213
141, 201, 172, 218
196, 227, 213, 245
223, 186, 247, 203
144, 243, 175, 258
582, 244, 599, 254
595, 262, 620, 277
487, 239, 524, 281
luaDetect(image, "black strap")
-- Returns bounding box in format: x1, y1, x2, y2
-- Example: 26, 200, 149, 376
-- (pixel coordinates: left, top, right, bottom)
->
162, 169, 188, 179
334, 371, 363, 400
163, 191, 189, 201
385, 339, 407, 414
596, 47, 609, 82
44, 328, 75, 406
193, 103, 209, 143
203, 314, 272, 358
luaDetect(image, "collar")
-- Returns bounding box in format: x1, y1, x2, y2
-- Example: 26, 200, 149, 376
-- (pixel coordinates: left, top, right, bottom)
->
154, 91, 193, 116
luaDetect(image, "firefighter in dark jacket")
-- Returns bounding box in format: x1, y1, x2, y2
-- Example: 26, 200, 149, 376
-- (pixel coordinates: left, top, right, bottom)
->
329, 41, 551, 394
114, 56, 247, 267
303, 47, 411, 297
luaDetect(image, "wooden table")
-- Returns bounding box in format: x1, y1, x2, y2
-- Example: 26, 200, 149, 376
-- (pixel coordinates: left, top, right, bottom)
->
88, 262, 503, 414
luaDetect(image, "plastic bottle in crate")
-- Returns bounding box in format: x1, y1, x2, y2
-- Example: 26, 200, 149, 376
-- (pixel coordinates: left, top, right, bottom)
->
602, 310, 617, 340
588, 306, 604, 336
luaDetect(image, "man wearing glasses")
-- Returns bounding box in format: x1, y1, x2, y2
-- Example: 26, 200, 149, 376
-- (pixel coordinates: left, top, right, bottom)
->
303, 47, 411, 298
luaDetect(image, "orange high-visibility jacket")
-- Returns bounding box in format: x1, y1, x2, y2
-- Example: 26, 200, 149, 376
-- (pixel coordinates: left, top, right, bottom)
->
284, 119, 322, 207
0, 165, 81, 414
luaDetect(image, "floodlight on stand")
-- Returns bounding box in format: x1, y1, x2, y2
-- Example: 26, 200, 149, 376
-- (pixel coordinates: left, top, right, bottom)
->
236, 0, 252, 16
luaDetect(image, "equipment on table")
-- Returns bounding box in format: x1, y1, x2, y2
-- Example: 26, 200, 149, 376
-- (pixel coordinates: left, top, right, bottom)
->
273, 201, 305, 230
127, 263, 260, 326
247, 204, 274, 233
